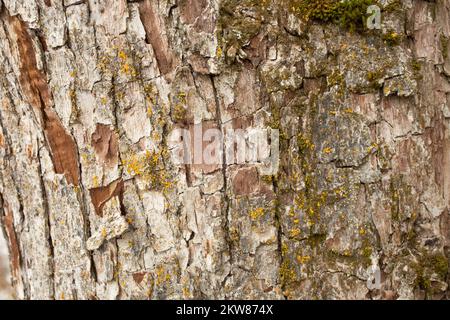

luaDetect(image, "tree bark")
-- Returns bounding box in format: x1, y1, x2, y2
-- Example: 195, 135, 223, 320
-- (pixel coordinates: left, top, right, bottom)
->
0, 0, 449, 300
0, 229, 12, 299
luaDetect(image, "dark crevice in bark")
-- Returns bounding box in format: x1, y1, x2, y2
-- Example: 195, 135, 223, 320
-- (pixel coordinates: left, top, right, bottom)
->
209, 74, 233, 290
72, 136, 97, 284
36, 145, 56, 299
272, 173, 287, 299
111, 75, 125, 176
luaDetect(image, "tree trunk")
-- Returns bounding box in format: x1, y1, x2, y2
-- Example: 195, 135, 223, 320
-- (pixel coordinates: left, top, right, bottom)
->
0, 0, 449, 300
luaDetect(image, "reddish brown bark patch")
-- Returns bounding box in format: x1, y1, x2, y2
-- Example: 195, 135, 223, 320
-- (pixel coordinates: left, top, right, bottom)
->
8, 14, 52, 109
139, 0, 176, 75
2, 201, 21, 282
91, 124, 119, 168
425, 115, 450, 206
231, 167, 275, 199
244, 32, 267, 67
89, 179, 124, 217
227, 64, 260, 118
232, 167, 260, 196
382, 290, 399, 300
44, 109, 80, 185
7, 13, 81, 186
132, 272, 147, 285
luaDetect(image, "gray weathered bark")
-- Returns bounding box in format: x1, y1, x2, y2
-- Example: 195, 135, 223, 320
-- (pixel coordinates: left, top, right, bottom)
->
0, 229, 12, 299
0, 0, 449, 300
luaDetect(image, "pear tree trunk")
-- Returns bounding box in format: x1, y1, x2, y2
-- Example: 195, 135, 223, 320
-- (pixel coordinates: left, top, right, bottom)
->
0, 0, 449, 300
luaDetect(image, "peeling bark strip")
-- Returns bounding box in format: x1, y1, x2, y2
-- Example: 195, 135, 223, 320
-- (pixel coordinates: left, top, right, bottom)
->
89, 179, 124, 217
8, 13, 52, 109
7, 12, 80, 185
1, 201, 21, 283
43, 109, 80, 185
139, 0, 175, 75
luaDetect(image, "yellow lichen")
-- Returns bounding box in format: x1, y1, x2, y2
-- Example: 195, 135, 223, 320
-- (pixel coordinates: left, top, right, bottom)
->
92, 175, 99, 188
249, 207, 265, 220
101, 227, 107, 238
296, 255, 311, 264
155, 266, 172, 286
289, 228, 301, 238
122, 149, 175, 194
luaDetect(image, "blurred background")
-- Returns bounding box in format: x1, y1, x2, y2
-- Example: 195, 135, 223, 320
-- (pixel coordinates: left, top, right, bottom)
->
0, 231, 13, 299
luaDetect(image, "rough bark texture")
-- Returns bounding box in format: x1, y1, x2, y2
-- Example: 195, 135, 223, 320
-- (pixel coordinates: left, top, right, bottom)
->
0, 229, 12, 299
0, 0, 449, 300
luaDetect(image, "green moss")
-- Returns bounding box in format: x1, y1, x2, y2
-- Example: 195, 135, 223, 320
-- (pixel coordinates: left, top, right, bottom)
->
413, 252, 449, 296
290, 0, 377, 32
430, 254, 449, 280
383, 0, 402, 13
219, 0, 271, 52
172, 92, 188, 123
365, 70, 384, 90
411, 59, 421, 73
172, 104, 187, 122
306, 233, 327, 248
389, 175, 412, 222
390, 185, 400, 221
261, 175, 275, 184
327, 70, 347, 98
366, 71, 379, 82
293, 130, 331, 231
290, 0, 341, 22
360, 236, 374, 268
382, 30, 402, 46
440, 35, 449, 60
415, 270, 431, 291
410, 59, 423, 81
267, 96, 289, 140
